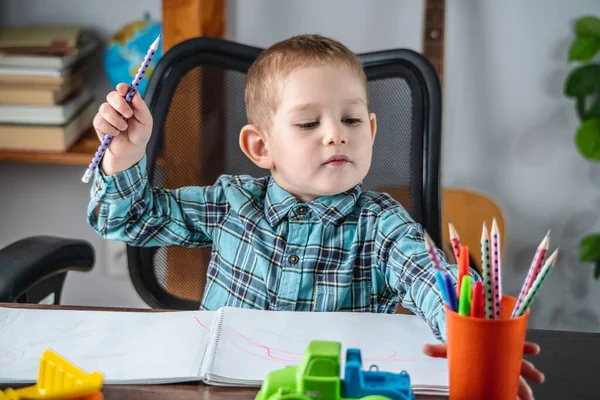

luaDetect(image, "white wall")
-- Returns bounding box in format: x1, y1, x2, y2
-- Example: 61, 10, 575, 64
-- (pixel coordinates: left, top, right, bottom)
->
1, 0, 599, 332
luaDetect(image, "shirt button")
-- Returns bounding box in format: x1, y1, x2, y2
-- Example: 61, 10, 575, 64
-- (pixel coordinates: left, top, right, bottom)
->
288, 255, 299, 264
297, 207, 307, 215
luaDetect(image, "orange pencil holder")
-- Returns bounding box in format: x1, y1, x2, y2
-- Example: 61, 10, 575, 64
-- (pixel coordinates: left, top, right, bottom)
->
445, 295, 529, 400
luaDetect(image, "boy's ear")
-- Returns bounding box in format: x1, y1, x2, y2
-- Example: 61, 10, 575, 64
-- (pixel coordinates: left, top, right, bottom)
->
239, 124, 275, 169
369, 112, 377, 142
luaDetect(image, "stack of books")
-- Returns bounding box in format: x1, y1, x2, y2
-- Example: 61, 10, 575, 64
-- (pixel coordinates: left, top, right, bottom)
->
0, 25, 99, 152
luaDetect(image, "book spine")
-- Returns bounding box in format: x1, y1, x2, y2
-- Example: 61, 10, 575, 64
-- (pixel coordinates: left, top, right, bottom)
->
198, 308, 225, 380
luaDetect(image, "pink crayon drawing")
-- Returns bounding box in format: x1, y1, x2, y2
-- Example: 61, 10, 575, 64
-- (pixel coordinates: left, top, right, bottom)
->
224, 326, 442, 372
194, 317, 212, 333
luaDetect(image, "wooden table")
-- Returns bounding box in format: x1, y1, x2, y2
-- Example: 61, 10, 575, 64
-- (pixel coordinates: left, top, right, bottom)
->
1, 303, 599, 399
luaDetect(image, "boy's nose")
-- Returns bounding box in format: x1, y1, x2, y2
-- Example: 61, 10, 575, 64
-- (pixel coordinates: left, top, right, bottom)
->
323, 124, 348, 145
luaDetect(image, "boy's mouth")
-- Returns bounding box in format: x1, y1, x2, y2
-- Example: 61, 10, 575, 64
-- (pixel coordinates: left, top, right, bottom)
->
324, 154, 350, 166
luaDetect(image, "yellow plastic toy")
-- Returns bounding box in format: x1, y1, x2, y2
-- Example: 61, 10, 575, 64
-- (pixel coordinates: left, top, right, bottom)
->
0, 349, 104, 400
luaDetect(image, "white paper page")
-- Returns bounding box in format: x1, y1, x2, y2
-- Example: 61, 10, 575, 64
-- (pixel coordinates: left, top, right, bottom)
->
208, 307, 448, 391
0, 307, 215, 384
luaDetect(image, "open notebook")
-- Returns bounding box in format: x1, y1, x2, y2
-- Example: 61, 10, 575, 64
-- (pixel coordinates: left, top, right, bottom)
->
0, 306, 448, 396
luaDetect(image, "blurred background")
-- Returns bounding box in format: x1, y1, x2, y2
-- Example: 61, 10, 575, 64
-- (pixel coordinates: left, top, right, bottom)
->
0, 0, 599, 334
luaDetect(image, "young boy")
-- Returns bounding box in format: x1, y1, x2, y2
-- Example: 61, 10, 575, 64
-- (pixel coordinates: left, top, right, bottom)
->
88, 34, 542, 398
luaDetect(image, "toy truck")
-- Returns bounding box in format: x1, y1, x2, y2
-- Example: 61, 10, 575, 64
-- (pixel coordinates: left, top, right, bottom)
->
255, 340, 415, 400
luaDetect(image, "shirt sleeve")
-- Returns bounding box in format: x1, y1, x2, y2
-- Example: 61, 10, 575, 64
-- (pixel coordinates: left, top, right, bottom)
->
86, 155, 229, 247
376, 207, 481, 342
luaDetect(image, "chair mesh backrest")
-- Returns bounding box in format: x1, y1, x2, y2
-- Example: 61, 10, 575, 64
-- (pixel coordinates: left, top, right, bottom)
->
129, 38, 441, 309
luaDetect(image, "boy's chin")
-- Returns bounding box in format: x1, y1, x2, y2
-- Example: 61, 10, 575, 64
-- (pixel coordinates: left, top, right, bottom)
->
314, 180, 361, 197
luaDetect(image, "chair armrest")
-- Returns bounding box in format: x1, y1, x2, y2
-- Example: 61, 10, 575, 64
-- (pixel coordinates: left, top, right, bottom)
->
0, 236, 95, 302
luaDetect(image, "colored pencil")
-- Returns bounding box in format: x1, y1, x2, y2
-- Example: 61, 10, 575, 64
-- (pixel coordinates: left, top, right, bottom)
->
481, 222, 493, 319
424, 231, 446, 271
512, 230, 550, 317
448, 220, 461, 264
514, 249, 559, 317
490, 218, 502, 319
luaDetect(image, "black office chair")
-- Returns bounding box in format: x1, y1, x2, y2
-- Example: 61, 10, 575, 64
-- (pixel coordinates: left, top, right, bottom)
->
128, 37, 442, 313
0, 236, 95, 304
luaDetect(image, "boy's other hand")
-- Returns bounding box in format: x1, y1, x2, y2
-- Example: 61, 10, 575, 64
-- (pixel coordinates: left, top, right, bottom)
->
93, 83, 153, 175
422, 341, 544, 400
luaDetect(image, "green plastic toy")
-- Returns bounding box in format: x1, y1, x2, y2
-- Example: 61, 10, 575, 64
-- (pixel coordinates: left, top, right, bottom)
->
255, 340, 415, 400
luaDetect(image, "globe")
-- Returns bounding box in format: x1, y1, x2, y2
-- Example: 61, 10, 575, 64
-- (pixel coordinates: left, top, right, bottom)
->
104, 13, 163, 98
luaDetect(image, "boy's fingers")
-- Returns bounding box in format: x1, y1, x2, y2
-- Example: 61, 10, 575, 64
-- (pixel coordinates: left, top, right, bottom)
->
130, 91, 153, 126
116, 83, 130, 96
523, 342, 540, 355
107, 91, 133, 118
422, 343, 447, 358
521, 359, 545, 383
99, 102, 128, 131
517, 376, 534, 400
93, 113, 121, 137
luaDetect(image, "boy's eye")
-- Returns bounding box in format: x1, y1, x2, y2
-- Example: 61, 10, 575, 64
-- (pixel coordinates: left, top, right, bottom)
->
343, 118, 362, 126
297, 121, 319, 129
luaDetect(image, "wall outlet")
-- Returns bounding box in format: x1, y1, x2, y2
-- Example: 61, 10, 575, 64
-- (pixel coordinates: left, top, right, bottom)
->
105, 239, 129, 278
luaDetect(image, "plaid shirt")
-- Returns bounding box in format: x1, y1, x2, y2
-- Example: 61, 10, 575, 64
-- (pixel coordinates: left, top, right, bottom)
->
88, 155, 478, 341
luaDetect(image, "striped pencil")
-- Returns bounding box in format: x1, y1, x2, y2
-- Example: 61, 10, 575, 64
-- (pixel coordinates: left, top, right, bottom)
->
481, 222, 493, 319
512, 230, 551, 317
490, 218, 502, 319
424, 231, 446, 272
448, 220, 462, 264
514, 249, 559, 317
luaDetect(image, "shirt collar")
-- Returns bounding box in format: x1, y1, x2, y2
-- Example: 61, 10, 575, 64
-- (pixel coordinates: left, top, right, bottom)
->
264, 177, 363, 227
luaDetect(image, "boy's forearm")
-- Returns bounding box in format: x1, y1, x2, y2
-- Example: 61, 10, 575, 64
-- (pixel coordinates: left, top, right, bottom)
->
383, 220, 482, 341
87, 156, 213, 248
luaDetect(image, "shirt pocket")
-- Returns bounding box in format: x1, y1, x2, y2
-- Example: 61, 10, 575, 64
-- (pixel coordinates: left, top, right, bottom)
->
315, 267, 372, 311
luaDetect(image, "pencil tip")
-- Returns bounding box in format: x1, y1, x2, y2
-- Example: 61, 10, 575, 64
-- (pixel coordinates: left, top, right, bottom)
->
423, 231, 433, 249
540, 230, 551, 248
151, 35, 161, 50
448, 221, 460, 239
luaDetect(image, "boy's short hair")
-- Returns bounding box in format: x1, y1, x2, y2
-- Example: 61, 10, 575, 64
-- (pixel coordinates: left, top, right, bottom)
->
244, 34, 367, 130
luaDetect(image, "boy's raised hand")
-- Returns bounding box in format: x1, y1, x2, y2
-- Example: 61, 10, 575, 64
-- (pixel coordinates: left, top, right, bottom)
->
422, 341, 544, 400
93, 83, 153, 175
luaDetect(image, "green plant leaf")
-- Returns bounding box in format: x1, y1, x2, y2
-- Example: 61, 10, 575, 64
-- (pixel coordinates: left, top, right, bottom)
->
564, 64, 600, 98
576, 119, 600, 160
588, 97, 600, 119
576, 16, 600, 37
580, 233, 600, 262
595, 260, 600, 280
569, 36, 600, 61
